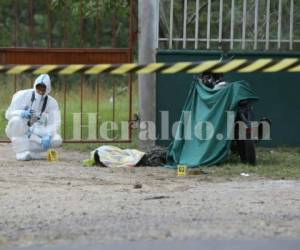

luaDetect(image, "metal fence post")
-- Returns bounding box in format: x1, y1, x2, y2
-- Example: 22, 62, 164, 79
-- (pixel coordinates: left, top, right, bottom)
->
138, 0, 159, 150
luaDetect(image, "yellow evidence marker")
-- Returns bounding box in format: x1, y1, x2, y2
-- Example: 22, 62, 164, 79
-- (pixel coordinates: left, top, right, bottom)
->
177, 165, 187, 177
47, 149, 58, 162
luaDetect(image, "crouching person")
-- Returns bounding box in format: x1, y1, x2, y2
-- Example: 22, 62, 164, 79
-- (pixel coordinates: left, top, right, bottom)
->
5, 74, 62, 161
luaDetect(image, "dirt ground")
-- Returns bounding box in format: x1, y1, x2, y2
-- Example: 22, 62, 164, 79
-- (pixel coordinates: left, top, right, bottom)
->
0, 143, 300, 248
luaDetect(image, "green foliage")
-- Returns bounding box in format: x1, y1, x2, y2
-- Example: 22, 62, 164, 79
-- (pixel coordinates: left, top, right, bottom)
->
0, 0, 130, 48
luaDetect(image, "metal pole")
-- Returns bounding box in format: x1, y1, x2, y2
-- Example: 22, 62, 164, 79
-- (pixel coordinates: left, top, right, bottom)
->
207, 0, 211, 49
242, 0, 247, 49
218, 0, 223, 44
138, 0, 158, 150
183, 0, 187, 49
63, 77, 67, 141
169, 0, 174, 49
230, 0, 235, 50
128, 0, 134, 141
265, 0, 270, 50
289, 0, 294, 50
254, 0, 258, 50
80, 74, 83, 140
128, 73, 133, 141
277, 0, 282, 49
195, 0, 199, 49
112, 78, 116, 139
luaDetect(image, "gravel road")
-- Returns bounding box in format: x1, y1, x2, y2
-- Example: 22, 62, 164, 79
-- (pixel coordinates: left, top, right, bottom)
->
0, 143, 300, 248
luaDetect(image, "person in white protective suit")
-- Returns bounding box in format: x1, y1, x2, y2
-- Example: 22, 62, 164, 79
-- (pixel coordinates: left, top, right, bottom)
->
5, 74, 62, 161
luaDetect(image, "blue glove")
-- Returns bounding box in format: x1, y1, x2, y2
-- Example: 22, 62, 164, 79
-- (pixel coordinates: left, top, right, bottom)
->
21, 109, 34, 119
41, 135, 51, 150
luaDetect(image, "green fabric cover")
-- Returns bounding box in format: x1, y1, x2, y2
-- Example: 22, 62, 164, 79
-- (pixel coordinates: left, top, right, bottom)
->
166, 80, 259, 168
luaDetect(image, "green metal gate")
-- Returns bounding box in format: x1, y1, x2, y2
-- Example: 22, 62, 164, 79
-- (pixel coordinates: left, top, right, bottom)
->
156, 50, 300, 147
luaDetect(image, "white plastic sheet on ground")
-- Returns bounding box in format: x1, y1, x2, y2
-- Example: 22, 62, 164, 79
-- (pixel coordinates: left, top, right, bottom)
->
92, 146, 145, 168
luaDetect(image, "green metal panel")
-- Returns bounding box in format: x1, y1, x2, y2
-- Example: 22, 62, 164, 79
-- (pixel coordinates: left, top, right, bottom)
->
156, 50, 300, 147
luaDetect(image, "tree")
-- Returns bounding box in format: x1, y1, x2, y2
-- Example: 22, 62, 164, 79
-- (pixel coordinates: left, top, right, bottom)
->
0, 0, 131, 48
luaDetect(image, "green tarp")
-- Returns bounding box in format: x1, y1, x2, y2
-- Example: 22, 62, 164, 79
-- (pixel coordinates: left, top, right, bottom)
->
166, 80, 258, 168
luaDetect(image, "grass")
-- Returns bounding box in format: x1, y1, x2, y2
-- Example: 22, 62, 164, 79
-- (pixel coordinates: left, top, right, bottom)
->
201, 147, 300, 179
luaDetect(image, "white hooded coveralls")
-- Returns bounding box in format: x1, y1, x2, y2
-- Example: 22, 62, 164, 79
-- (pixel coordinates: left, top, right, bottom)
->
5, 74, 62, 160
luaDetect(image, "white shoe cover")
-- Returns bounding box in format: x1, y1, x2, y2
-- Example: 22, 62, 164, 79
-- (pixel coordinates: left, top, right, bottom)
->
16, 151, 31, 161
30, 152, 44, 160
